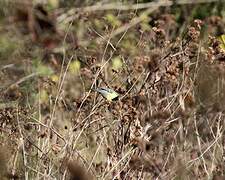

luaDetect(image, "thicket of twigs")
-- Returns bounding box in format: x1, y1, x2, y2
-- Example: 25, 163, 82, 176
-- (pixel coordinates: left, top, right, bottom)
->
0, 0, 225, 179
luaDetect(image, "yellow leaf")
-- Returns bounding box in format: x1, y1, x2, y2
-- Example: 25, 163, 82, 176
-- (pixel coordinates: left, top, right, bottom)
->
69, 60, 81, 74
50, 74, 59, 82
39, 90, 48, 103
140, 13, 148, 22
218, 34, 225, 51
48, 0, 59, 8
221, 34, 225, 44
112, 57, 123, 70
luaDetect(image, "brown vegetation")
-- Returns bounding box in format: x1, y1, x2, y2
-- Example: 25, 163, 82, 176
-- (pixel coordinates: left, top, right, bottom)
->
0, 0, 225, 179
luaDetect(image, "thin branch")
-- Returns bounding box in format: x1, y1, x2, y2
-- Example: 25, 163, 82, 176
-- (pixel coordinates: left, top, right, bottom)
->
58, 0, 219, 23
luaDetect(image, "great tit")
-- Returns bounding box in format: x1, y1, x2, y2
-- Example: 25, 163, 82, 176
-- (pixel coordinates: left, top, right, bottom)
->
95, 87, 119, 101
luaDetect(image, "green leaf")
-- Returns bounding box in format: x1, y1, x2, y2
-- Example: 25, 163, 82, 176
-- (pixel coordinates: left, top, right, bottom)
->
36, 62, 54, 76
105, 13, 121, 27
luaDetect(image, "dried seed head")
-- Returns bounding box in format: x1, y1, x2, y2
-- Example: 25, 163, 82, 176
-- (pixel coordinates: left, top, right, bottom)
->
194, 19, 203, 30
187, 27, 200, 41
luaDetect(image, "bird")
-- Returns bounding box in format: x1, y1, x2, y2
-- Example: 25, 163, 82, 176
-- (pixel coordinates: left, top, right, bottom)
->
95, 87, 119, 101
